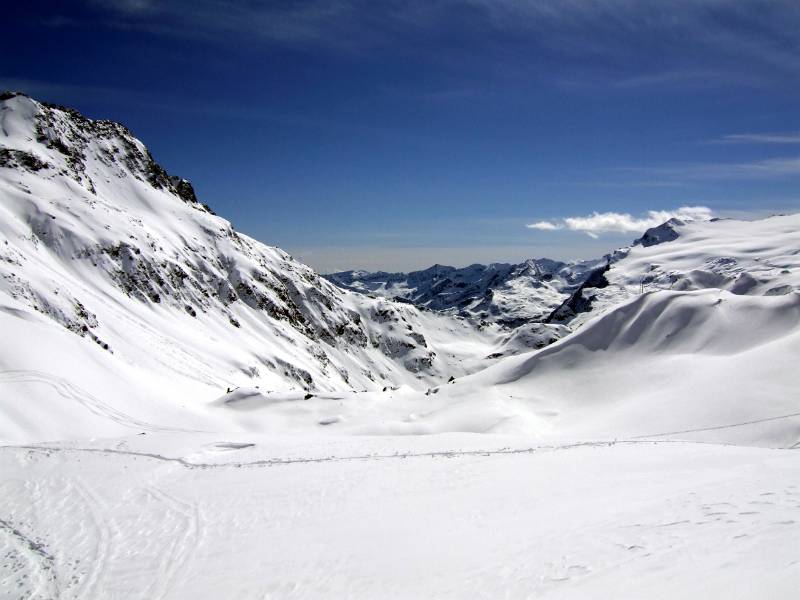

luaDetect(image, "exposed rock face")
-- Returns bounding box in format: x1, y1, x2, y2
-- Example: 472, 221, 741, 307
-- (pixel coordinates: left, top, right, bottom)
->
546, 262, 611, 324
633, 218, 684, 247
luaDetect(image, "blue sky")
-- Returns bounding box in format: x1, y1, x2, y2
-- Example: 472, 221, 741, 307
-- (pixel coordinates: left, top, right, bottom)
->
3, 1, 800, 271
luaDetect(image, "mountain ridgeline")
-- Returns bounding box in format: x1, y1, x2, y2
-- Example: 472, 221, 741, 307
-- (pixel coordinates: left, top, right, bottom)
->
324, 258, 603, 328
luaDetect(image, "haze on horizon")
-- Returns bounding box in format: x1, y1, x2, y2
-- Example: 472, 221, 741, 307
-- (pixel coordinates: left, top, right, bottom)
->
4, 0, 800, 271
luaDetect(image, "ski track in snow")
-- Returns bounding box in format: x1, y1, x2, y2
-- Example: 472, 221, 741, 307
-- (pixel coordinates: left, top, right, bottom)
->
0, 370, 200, 434
2, 437, 797, 471
70, 478, 113, 600
631, 410, 800, 442
141, 485, 203, 600
3, 470, 205, 600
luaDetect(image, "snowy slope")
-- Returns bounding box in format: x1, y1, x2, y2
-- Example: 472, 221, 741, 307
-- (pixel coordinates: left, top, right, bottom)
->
549, 214, 800, 328
2, 92, 800, 599
139, 215, 800, 449
0, 92, 501, 441
3, 435, 800, 600
325, 258, 602, 327
177, 287, 800, 448
438, 288, 800, 446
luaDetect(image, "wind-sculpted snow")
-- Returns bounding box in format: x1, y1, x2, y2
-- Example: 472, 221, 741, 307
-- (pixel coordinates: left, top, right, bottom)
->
152, 287, 798, 448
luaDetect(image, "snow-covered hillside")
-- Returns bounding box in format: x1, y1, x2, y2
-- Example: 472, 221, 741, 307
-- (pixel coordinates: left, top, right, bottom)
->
548, 214, 800, 327
3, 92, 800, 599
326, 258, 601, 327
0, 91, 502, 441
431, 287, 800, 445
345, 215, 800, 446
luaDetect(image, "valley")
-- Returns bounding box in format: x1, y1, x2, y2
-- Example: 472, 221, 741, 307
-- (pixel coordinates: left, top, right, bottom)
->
1, 92, 799, 600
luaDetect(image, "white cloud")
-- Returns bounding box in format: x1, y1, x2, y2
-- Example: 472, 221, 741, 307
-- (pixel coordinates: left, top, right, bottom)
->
527, 206, 713, 237
526, 220, 562, 231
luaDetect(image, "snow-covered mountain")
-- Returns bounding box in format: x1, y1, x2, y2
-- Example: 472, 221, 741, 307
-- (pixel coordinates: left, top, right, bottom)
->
216, 211, 800, 443
547, 214, 800, 327
0, 92, 505, 440
3, 92, 800, 599
325, 258, 602, 327
3, 90, 796, 443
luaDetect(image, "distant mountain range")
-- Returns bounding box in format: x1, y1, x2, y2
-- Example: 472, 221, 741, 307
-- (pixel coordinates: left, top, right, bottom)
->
324, 258, 604, 328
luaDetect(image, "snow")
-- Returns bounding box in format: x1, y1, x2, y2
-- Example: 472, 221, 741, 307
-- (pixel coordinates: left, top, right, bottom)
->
3, 435, 800, 599
565, 213, 800, 329
439, 288, 800, 446
2, 93, 800, 598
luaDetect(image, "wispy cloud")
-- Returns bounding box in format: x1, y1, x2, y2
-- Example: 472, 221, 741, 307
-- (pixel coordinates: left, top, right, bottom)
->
713, 132, 800, 145
80, 1, 379, 48
0, 77, 427, 142
610, 69, 750, 89
621, 156, 800, 180
101, 0, 154, 14
0, 78, 167, 114
59, 0, 800, 87
527, 206, 713, 238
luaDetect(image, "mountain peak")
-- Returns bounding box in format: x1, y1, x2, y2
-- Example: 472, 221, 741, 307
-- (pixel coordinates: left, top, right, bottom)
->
633, 218, 685, 247
0, 94, 506, 400
0, 91, 211, 214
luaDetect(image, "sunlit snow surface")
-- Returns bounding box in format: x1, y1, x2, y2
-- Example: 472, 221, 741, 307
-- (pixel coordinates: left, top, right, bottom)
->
3, 435, 800, 599
2, 94, 800, 598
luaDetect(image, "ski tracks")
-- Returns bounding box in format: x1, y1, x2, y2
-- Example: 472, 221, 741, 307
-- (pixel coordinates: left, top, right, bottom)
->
69, 478, 114, 600
3, 468, 206, 600
142, 484, 204, 600
0, 369, 200, 434
68, 474, 205, 600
